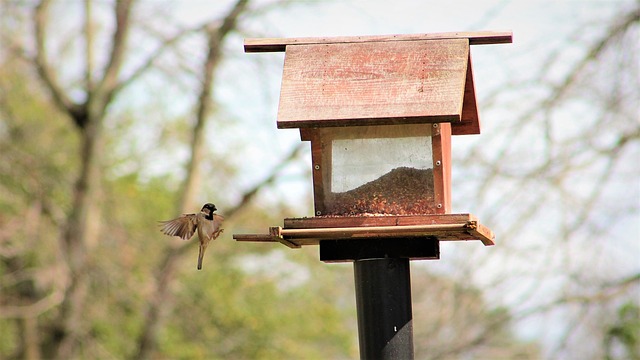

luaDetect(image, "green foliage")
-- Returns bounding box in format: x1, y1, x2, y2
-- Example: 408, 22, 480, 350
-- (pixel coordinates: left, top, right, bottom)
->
0, 59, 79, 358
0, 315, 18, 356
0, 61, 78, 215
606, 302, 640, 360
160, 259, 355, 359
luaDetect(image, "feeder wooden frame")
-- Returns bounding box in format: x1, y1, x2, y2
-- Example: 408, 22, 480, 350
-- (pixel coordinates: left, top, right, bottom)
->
301, 122, 451, 216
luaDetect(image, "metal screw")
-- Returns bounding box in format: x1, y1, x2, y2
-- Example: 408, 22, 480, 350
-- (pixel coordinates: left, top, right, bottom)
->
437, 204, 442, 209
314, 164, 320, 170
433, 123, 439, 128
435, 160, 441, 166
316, 211, 321, 216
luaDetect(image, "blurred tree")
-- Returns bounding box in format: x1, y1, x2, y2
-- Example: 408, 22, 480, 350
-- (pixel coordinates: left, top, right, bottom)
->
451, 4, 640, 359
29, 0, 134, 357
1, 0, 349, 359
133, 2, 249, 357
0, 55, 77, 360
411, 269, 540, 359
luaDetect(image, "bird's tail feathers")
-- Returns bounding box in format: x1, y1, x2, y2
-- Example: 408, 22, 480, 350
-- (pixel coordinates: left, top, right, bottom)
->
197, 244, 205, 270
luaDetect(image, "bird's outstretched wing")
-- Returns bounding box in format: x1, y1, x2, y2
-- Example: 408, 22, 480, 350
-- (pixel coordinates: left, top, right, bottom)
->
159, 214, 198, 240
213, 214, 224, 228
211, 214, 225, 239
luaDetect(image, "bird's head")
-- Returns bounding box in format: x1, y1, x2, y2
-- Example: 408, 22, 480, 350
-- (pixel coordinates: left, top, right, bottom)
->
201, 203, 217, 215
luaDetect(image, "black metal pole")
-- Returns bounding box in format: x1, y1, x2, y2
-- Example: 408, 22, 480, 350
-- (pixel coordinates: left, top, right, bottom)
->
354, 257, 414, 360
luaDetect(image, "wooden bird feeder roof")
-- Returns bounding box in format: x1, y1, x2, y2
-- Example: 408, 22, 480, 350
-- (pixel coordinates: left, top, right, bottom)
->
244, 31, 512, 135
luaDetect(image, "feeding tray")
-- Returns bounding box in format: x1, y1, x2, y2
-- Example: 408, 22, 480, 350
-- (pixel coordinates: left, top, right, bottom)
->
234, 213, 494, 262
234, 213, 494, 247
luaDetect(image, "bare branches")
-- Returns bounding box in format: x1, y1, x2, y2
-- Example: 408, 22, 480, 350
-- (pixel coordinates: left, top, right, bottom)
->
225, 143, 306, 219
99, 0, 135, 106
33, 0, 137, 126
33, 0, 84, 125
216, 0, 249, 38
504, 276, 640, 332
114, 1, 249, 104
0, 289, 64, 319
548, 5, 639, 103
419, 268, 639, 360
179, 0, 250, 212
112, 26, 200, 95
450, 5, 640, 357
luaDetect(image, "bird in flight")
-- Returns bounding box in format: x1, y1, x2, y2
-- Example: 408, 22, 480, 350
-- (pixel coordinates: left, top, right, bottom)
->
159, 203, 224, 270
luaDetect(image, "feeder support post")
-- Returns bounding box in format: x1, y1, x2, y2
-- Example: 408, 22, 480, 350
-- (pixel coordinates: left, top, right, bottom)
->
354, 257, 414, 360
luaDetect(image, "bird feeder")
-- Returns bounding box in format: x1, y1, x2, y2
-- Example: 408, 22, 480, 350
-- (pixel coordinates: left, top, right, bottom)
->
234, 31, 512, 360
235, 31, 510, 259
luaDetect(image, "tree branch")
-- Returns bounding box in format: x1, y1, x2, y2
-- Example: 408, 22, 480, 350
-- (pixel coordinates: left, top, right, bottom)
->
225, 143, 306, 219
468, 4, 639, 195
550, 5, 639, 103
179, 0, 250, 212
84, 0, 95, 93
0, 289, 64, 319
33, 0, 84, 126
112, 26, 201, 95
99, 0, 135, 104
216, 0, 249, 38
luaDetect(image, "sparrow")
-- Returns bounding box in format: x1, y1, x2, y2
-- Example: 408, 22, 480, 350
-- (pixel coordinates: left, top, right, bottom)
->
159, 203, 224, 270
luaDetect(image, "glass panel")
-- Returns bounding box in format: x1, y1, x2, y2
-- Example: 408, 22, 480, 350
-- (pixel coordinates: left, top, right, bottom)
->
320, 124, 436, 215
331, 136, 432, 192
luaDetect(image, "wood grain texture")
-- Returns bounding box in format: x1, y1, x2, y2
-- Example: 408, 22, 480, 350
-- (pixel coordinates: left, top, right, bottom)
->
452, 55, 481, 135
284, 213, 477, 228
432, 123, 452, 213
245, 31, 513, 53
281, 223, 468, 237
309, 131, 328, 215
277, 39, 469, 128
269, 226, 300, 248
